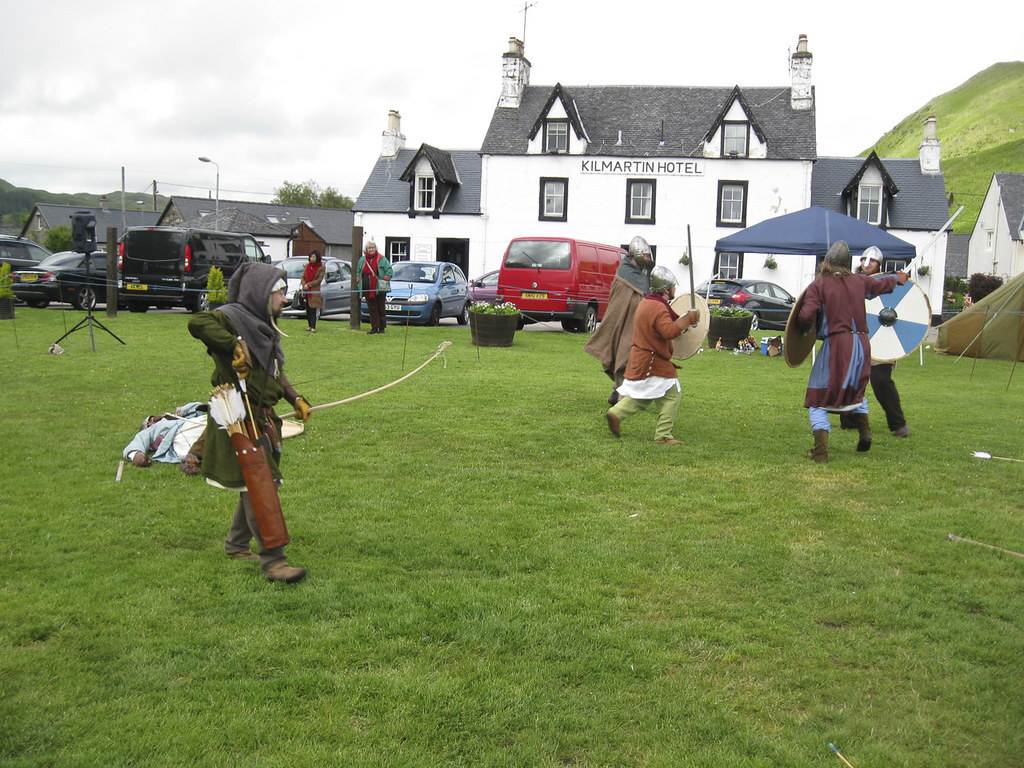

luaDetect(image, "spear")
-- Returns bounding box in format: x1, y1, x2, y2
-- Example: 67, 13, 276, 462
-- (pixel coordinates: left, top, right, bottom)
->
828, 744, 856, 768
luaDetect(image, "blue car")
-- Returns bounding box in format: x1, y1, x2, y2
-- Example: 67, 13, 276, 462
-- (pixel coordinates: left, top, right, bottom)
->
361, 261, 470, 326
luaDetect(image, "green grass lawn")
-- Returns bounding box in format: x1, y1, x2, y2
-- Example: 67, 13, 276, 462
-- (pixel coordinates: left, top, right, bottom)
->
1, 308, 1022, 767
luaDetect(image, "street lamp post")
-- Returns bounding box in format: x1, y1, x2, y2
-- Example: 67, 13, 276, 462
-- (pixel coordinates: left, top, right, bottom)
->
198, 156, 220, 230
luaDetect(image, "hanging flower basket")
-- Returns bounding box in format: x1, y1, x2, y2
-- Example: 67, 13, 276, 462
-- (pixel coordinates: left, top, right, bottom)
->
469, 302, 519, 347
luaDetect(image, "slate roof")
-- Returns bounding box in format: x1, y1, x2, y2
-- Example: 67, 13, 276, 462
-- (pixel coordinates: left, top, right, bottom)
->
182, 208, 292, 238
23, 204, 160, 238
354, 149, 482, 214
811, 157, 950, 231
945, 233, 970, 278
994, 172, 1024, 241
480, 85, 817, 160
162, 196, 353, 245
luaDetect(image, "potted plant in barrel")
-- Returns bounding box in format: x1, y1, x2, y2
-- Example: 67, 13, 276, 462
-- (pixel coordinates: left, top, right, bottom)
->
707, 306, 753, 349
0, 262, 15, 320
204, 266, 228, 310
469, 300, 520, 347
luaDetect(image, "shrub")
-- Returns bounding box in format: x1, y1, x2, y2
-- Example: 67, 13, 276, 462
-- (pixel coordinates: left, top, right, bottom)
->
968, 272, 1003, 302
0, 262, 12, 299
945, 274, 969, 294
44, 224, 73, 253
708, 305, 752, 317
470, 300, 519, 315
206, 267, 227, 304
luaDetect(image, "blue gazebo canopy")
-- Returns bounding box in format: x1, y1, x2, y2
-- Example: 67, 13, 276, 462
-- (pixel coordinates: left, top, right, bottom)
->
715, 206, 917, 259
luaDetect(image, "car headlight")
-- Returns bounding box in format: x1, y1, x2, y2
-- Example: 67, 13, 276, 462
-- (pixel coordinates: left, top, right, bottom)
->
408, 293, 429, 303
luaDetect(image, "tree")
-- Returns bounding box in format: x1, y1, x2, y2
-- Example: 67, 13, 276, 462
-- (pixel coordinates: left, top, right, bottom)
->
44, 224, 73, 253
272, 180, 353, 210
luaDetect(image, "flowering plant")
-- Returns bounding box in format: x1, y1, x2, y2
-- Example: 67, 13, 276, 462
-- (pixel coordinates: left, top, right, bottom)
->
470, 300, 519, 315
708, 305, 752, 317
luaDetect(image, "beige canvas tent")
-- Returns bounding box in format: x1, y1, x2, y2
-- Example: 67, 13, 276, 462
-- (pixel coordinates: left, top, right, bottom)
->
935, 272, 1024, 360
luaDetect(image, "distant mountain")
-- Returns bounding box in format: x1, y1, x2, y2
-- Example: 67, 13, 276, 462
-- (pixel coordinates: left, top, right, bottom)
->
866, 61, 1024, 234
0, 178, 166, 233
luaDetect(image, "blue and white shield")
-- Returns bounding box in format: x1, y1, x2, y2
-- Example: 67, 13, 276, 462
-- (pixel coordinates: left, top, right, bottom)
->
865, 277, 932, 362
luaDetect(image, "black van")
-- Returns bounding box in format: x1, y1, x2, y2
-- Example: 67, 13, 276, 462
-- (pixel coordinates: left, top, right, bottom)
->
118, 227, 268, 312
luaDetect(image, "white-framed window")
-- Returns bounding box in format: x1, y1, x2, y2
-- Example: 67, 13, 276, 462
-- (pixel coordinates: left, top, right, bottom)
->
723, 122, 748, 157
544, 120, 568, 153
717, 181, 747, 227
986, 230, 994, 252
716, 252, 742, 279
416, 175, 435, 211
858, 184, 881, 225
539, 177, 567, 221
386, 237, 409, 262
625, 179, 656, 224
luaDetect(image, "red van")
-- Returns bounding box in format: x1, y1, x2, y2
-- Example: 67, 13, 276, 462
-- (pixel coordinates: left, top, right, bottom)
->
497, 237, 624, 332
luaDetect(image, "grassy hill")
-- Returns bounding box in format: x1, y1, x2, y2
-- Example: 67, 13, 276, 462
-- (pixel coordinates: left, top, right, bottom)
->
0, 178, 166, 233
866, 61, 1024, 234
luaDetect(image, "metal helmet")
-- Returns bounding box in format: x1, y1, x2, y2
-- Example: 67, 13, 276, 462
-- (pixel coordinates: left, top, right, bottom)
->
860, 245, 883, 266
823, 240, 852, 270
628, 236, 652, 261
649, 265, 677, 293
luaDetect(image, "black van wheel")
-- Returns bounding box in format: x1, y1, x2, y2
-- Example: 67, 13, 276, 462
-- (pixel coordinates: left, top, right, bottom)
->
128, 302, 149, 313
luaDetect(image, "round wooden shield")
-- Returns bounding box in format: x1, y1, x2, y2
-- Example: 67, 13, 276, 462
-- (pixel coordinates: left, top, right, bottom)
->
784, 285, 819, 367
669, 293, 710, 360
281, 419, 305, 439
865, 276, 932, 362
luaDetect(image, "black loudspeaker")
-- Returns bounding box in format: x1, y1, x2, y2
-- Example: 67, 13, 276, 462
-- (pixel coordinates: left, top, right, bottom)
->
71, 211, 97, 254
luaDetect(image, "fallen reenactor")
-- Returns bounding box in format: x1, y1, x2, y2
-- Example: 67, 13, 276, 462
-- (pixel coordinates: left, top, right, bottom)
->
122, 402, 207, 475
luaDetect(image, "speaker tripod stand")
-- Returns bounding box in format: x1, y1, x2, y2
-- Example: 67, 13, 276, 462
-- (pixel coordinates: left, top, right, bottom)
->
52, 250, 126, 351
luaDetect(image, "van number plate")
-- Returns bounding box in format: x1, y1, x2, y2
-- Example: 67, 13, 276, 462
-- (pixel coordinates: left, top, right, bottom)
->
126, 283, 149, 291
521, 291, 547, 299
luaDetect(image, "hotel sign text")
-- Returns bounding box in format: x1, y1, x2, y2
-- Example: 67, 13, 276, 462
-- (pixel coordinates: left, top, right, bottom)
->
580, 159, 704, 177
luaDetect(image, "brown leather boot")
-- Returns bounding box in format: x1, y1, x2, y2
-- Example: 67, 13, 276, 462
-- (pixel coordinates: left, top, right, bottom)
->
855, 413, 872, 452
807, 429, 829, 462
265, 562, 307, 583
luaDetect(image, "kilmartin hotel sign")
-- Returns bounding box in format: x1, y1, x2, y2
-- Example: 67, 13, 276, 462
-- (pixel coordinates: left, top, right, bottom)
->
580, 159, 705, 176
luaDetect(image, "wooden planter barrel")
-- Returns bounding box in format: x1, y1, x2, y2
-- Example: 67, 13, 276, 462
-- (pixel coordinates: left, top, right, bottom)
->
470, 312, 519, 347
0, 297, 14, 320
707, 314, 753, 349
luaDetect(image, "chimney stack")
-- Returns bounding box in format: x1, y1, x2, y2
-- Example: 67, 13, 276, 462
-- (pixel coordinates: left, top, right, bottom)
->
789, 34, 813, 111
381, 109, 406, 158
919, 116, 941, 174
499, 37, 531, 109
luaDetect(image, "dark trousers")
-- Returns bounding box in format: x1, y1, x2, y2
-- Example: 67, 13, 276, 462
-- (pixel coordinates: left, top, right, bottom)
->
840, 363, 906, 432
367, 294, 388, 331
305, 305, 319, 330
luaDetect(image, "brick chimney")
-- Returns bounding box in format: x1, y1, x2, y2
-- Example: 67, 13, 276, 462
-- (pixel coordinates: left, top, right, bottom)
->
789, 34, 813, 111
919, 116, 941, 174
381, 109, 406, 158
499, 37, 531, 109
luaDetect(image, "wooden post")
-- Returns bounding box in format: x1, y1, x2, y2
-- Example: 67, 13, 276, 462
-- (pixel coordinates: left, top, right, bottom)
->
350, 225, 363, 330
105, 226, 118, 317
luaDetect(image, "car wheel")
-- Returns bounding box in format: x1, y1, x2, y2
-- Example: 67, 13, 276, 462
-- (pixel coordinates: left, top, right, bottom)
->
197, 291, 211, 312
128, 302, 149, 313
427, 302, 442, 326
457, 302, 470, 325
27, 299, 49, 309
750, 312, 760, 331
73, 286, 97, 311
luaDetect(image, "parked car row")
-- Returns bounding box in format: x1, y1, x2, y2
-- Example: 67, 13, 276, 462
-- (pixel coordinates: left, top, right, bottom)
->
12, 251, 114, 310
275, 256, 352, 318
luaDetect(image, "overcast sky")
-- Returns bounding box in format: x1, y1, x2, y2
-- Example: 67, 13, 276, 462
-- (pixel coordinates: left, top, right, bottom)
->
2, 0, 1019, 207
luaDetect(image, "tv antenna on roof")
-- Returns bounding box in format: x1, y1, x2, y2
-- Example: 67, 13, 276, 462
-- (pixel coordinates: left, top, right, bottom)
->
521, 1, 538, 44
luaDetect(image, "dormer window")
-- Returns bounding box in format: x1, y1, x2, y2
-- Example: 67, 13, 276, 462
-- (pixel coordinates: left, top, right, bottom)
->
416, 175, 435, 211
723, 122, 748, 157
544, 120, 568, 153
858, 184, 881, 225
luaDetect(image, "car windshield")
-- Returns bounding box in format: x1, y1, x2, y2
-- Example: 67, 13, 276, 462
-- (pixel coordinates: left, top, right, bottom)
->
277, 259, 308, 279
503, 241, 571, 270
393, 262, 438, 283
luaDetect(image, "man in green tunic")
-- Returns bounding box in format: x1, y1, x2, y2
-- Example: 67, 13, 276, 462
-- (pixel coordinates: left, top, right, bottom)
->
189, 262, 312, 583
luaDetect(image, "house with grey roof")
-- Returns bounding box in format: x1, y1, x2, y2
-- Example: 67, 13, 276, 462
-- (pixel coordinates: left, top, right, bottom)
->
811, 116, 952, 315
159, 196, 354, 262
20, 204, 160, 248
967, 172, 1024, 279
355, 35, 820, 293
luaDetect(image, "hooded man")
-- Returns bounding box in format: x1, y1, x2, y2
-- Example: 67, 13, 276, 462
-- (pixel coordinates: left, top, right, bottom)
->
584, 235, 654, 405
798, 241, 907, 462
605, 265, 699, 444
188, 261, 312, 583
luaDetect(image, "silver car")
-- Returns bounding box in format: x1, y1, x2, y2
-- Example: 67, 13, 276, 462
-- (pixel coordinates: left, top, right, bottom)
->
275, 256, 353, 318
